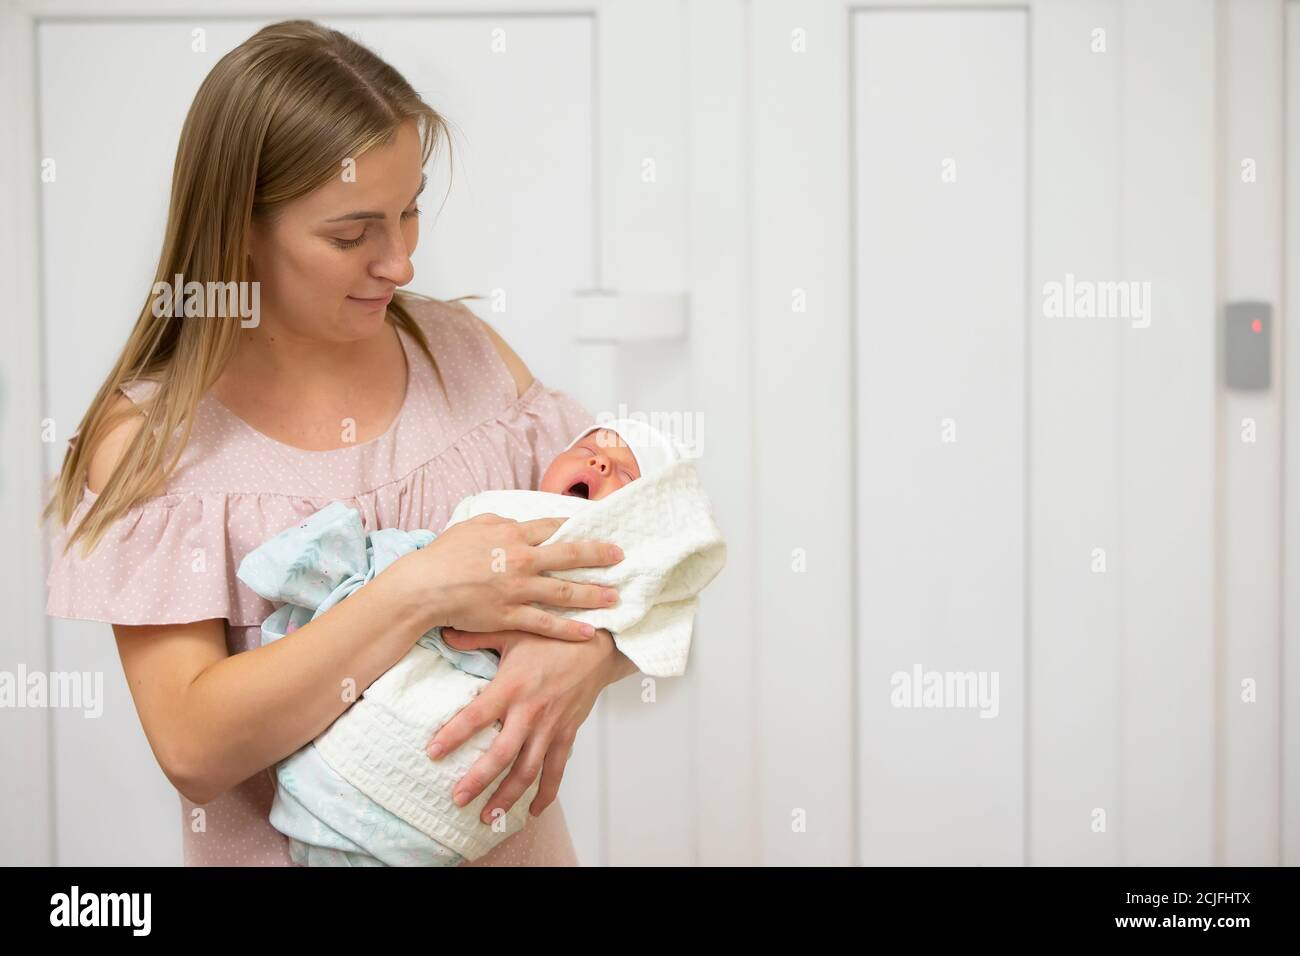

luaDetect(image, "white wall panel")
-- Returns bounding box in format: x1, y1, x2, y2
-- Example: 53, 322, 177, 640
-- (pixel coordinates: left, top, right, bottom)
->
1028, 0, 1123, 866
1117, 0, 1217, 865
853, 8, 1026, 865
1283, 0, 1300, 867
1219, 0, 1284, 867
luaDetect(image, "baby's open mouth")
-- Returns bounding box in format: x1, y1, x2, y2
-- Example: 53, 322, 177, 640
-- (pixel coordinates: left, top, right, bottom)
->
563, 481, 590, 499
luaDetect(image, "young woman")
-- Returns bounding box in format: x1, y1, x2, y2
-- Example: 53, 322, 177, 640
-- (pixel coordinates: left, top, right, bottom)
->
44, 19, 636, 866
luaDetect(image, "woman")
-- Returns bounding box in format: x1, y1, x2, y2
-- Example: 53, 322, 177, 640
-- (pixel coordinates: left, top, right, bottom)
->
44, 19, 636, 866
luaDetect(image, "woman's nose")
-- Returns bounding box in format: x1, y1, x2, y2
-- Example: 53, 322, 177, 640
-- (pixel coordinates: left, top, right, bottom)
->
371, 229, 415, 286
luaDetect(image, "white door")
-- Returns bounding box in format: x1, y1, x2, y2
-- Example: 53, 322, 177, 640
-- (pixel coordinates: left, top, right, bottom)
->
752, 0, 1291, 866
853, 7, 1026, 866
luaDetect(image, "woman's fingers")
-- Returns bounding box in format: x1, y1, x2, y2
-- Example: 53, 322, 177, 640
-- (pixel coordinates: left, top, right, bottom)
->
529, 734, 575, 818
451, 709, 531, 810
441, 627, 508, 651
514, 516, 568, 545
426, 685, 504, 763
530, 535, 625, 574
526, 575, 619, 613
479, 730, 550, 823
503, 603, 595, 642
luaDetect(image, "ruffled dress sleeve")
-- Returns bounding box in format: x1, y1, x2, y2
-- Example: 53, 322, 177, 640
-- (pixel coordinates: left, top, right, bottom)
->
46, 486, 242, 626
46, 377, 249, 627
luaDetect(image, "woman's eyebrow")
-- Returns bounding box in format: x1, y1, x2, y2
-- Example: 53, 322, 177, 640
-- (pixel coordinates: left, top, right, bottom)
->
325, 173, 427, 223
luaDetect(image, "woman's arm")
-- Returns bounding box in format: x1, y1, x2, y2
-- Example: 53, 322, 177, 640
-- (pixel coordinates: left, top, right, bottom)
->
113, 567, 431, 805
91, 396, 438, 804
603, 631, 640, 683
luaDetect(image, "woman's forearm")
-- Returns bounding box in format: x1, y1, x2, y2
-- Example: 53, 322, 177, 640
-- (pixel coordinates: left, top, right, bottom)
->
601, 630, 640, 684
178, 568, 434, 803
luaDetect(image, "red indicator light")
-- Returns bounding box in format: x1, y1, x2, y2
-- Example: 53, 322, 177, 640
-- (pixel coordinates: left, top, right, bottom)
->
1252, 319, 1262, 333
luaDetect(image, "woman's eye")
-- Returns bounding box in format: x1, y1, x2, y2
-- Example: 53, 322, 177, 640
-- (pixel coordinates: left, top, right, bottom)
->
330, 231, 366, 249
330, 208, 420, 251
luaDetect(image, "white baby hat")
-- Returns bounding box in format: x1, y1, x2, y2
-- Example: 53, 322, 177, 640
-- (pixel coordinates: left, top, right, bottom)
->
562, 416, 685, 478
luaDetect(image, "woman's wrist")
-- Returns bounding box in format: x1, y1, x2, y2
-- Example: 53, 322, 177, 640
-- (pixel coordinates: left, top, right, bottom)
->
597, 628, 639, 684
380, 551, 449, 637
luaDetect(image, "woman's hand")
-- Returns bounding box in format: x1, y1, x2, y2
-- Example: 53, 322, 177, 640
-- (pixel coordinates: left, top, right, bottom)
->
427, 626, 636, 821
393, 514, 622, 642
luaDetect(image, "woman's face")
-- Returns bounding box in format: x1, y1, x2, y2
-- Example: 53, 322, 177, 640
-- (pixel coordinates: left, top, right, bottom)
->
541, 428, 641, 500
247, 118, 425, 343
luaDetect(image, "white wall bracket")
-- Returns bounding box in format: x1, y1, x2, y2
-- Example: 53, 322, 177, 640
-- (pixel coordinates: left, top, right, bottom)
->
572, 289, 689, 343
570, 290, 689, 414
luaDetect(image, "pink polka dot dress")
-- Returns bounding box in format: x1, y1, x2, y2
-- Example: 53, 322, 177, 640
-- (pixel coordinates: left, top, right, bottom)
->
45, 295, 596, 866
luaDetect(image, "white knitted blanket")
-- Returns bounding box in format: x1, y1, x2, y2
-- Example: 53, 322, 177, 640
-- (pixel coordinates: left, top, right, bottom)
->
447, 456, 728, 676
311, 458, 726, 856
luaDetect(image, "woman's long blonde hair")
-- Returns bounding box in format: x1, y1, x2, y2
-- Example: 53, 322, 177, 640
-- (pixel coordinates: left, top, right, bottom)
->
46, 19, 462, 557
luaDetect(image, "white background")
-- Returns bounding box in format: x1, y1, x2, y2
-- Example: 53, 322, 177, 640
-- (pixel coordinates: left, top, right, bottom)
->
1, 0, 1296, 867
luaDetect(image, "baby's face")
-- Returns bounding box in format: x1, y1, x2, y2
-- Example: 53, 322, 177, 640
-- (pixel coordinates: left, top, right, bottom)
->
540, 428, 641, 500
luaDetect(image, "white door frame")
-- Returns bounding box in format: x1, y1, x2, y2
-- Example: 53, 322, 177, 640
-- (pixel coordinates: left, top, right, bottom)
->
1283, 0, 1300, 867
1217, 0, 1288, 867
0, 0, 53, 868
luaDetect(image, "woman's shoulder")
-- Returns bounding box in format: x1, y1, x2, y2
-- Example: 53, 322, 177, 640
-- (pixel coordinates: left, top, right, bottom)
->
84, 384, 159, 495
473, 312, 536, 399
397, 292, 534, 400
393, 291, 597, 487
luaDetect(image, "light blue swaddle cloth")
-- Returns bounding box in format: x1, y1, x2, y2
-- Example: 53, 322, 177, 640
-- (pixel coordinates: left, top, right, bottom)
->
236, 501, 499, 867
237, 443, 726, 866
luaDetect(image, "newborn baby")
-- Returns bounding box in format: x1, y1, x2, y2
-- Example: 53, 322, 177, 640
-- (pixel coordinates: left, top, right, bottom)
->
237, 417, 726, 866
540, 425, 643, 499
427, 417, 687, 680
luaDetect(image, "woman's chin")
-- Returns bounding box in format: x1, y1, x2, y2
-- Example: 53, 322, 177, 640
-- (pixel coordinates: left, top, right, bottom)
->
336, 304, 395, 337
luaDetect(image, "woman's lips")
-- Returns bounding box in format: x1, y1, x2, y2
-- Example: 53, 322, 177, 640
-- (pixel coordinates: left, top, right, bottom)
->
348, 291, 394, 309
